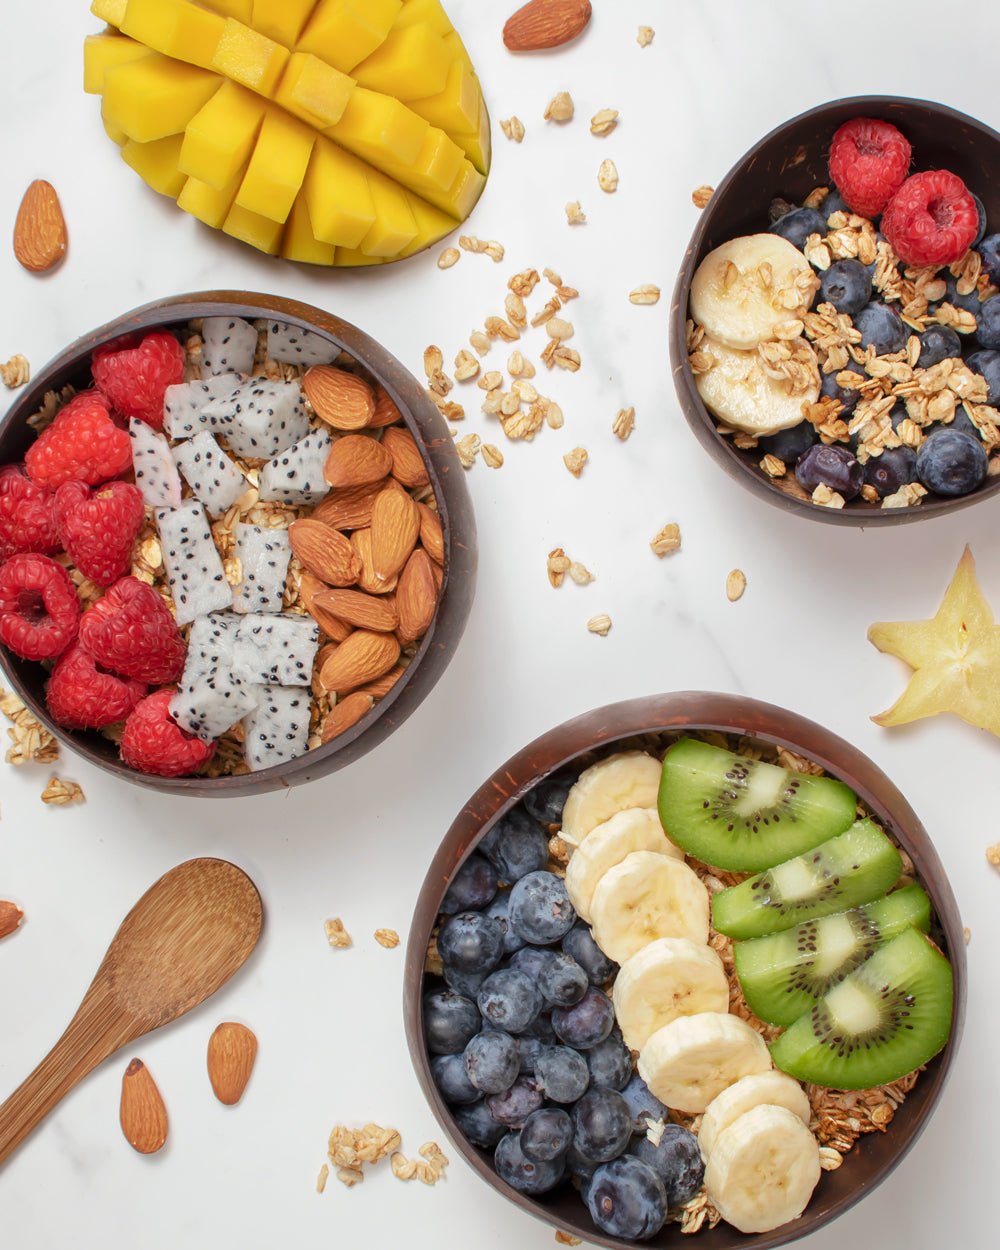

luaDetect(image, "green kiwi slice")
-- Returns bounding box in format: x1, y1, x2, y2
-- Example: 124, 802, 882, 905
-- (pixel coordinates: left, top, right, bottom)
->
657, 738, 857, 872
769, 926, 953, 1090
711, 819, 903, 940
733, 882, 932, 1026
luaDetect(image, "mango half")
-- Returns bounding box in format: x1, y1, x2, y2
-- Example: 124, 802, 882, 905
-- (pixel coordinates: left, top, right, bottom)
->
84, 0, 490, 265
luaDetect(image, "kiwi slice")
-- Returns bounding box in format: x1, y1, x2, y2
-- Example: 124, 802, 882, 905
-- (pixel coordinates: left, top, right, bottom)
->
769, 926, 953, 1089
657, 738, 857, 872
733, 882, 932, 1026
711, 819, 903, 940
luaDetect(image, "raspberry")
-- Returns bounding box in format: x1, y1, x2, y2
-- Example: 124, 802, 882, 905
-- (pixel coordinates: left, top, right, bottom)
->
24, 390, 132, 491
45, 642, 146, 729
0, 553, 80, 661
120, 688, 216, 777
828, 117, 911, 219
54, 480, 145, 586
882, 170, 980, 267
0, 465, 61, 562
91, 330, 186, 430
79, 576, 186, 684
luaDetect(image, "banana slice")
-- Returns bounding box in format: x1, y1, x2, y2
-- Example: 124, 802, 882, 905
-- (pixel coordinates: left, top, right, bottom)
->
637, 1012, 771, 1113
560, 752, 663, 850
694, 337, 820, 435
698, 1070, 811, 1159
689, 233, 821, 350
703, 1103, 821, 1234
589, 850, 710, 963
564, 807, 684, 923
612, 937, 730, 1052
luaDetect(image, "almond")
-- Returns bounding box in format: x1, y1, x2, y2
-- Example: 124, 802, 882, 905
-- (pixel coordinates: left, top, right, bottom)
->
357, 662, 408, 699
370, 385, 405, 429
298, 572, 352, 641
430, 558, 444, 594
319, 630, 400, 693
321, 691, 375, 742
13, 180, 67, 273
396, 548, 438, 642
313, 587, 399, 632
352, 527, 399, 594
311, 477, 399, 530
120, 1058, 168, 1153
416, 501, 445, 566
207, 1021, 258, 1105
503, 0, 592, 50
288, 519, 360, 587
369, 488, 420, 580
381, 426, 430, 488
324, 433, 394, 488
304, 365, 376, 430
0, 900, 24, 940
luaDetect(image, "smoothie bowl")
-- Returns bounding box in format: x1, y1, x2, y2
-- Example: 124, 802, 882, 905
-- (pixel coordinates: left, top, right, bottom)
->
0, 291, 476, 795
404, 692, 964, 1247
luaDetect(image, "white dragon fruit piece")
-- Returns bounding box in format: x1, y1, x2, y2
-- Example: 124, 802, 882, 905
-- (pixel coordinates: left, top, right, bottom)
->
129, 418, 182, 509
202, 378, 310, 459
232, 524, 292, 614
200, 315, 258, 376
232, 612, 319, 687
168, 612, 257, 741
155, 499, 233, 626
163, 375, 239, 439
241, 684, 312, 772
266, 319, 339, 366
173, 431, 249, 518
258, 427, 333, 505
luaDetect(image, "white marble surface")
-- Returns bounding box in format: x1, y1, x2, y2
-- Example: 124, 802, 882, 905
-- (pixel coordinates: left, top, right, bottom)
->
0, 1, 996, 1246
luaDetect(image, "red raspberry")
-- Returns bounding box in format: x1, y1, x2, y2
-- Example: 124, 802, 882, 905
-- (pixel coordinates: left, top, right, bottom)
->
0, 465, 61, 562
0, 553, 80, 661
24, 390, 132, 491
882, 170, 980, 267
120, 688, 216, 777
91, 331, 186, 430
54, 480, 145, 586
79, 576, 186, 684
45, 642, 146, 729
828, 117, 912, 218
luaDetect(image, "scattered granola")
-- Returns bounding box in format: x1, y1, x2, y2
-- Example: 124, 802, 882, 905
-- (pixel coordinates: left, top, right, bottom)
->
590, 108, 619, 136
565, 201, 586, 225
454, 432, 481, 468
613, 406, 635, 440
544, 92, 574, 123
480, 443, 504, 469
547, 547, 571, 587
629, 284, 661, 305
436, 247, 460, 269
555, 1233, 582, 1246
726, 569, 747, 601
650, 523, 681, 556
374, 928, 400, 948
598, 159, 619, 193
1, 688, 59, 765
460, 236, 505, 263
499, 116, 525, 142
316, 1163, 329, 1192
563, 447, 588, 477
568, 560, 594, 585
390, 1141, 449, 1185
40, 776, 85, 805
692, 186, 714, 209
324, 918, 352, 948
637, 25, 654, 46
987, 842, 1000, 866
587, 613, 612, 636
1, 353, 30, 388
453, 349, 480, 381
325, 1123, 401, 1187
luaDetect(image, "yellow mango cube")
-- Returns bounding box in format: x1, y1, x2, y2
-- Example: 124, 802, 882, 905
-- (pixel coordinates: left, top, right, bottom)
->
407, 58, 480, 141
442, 30, 473, 76
449, 98, 491, 179
251, 0, 317, 48
121, 133, 186, 197
120, 0, 226, 70
274, 52, 354, 129
212, 19, 289, 95
91, 0, 128, 26
327, 85, 427, 168
102, 52, 221, 142
392, 0, 452, 36
444, 161, 487, 223
235, 106, 315, 222
101, 103, 129, 146
396, 190, 458, 257
197, 0, 252, 20
333, 245, 385, 266
303, 138, 375, 247
180, 80, 264, 188
296, 0, 402, 73
177, 166, 244, 227
359, 168, 417, 257
223, 202, 284, 253
352, 24, 449, 100
83, 32, 151, 94
282, 193, 338, 265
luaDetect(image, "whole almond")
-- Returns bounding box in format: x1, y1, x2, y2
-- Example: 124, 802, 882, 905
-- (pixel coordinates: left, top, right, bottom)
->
0, 900, 24, 939
369, 488, 420, 581
396, 548, 438, 642
311, 477, 398, 530
207, 1021, 258, 1105
321, 691, 375, 742
120, 1058, 168, 1153
503, 0, 592, 50
288, 519, 360, 587
13, 180, 67, 273
324, 433, 394, 488
416, 502, 445, 565
370, 385, 405, 429
352, 527, 398, 594
357, 662, 407, 699
319, 630, 400, 693
314, 587, 399, 632
298, 572, 352, 641
381, 426, 430, 488
304, 365, 376, 430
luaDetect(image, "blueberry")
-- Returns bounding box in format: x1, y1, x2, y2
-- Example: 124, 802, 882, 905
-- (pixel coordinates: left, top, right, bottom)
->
817, 188, 849, 219
971, 191, 988, 248
431, 1052, 481, 1105
516, 1034, 546, 1075
916, 427, 989, 496
795, 443, 863, 499
976, 295, 1000, 350
917, 323, 962, 368
585, 1029, 633, 1090
965, 349, 1000, 407
620, 1074, 668, 1134
494, 1131, 566, 1195
585, 1156, 668, 1241
629, 1125, 705, 1207
440, 852, 498, 914
485, 1075, 544, 1127
437, 911, 504, 976
978, 233, 1000, 286
536, 950, 589, 1006
571, 1087, 634, 1164
463, 1029, 521, 1095
482, 889, 526, 955
523, 767, 579, 824
453, 1098, 507, 1149
930, 273, 983, 318
562, 921, 618, 985
423, 989, 481, 1055
863, 445, 917, 497
768, 206, 828, 252
507, 944, 550, 981
818, 258, 871, 315
853, 301, 908, 355
566, 1140, 602, 1180
553, 986, 616, 1049
534, 1044, 590, 1103
518, 1010, 558, 1043
508, 870, 576, 944
442, 964, 488, 998
758, 420, 819, 466
479, 806, 550, 884
477, 968, 543, 1034
520, 1107, 574, 1162
819, 368, 860, 415
944, 408, 982, 440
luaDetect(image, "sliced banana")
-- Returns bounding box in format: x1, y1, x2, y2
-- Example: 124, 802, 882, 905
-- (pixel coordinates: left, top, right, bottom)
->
689, 233, 821, 350
694, 337, 820, 435
560, 752, 663, 850
637, 1011, 771, 1114
698, 1070, 811, 1159
703, 1103, 821, 1234
589, 850, 710, 963
612, 937, 730, 1052
564, 807, 684, 923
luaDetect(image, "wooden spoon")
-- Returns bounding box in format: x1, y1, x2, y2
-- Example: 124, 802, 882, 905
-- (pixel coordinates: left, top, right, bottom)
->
0, 857, 263, 1165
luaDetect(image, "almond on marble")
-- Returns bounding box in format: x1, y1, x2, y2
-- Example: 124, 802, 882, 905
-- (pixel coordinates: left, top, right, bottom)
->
207, 1021, 257, 1105
120, 1058, 168, 1154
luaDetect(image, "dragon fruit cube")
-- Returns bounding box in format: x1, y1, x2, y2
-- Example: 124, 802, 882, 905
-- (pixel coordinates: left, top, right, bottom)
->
163, 375, 239, 439
233, 612, 319, 686
241, 684, 312, 771
203, 378, 310, 460
173, 431, 248, 518
168, 611, 257, 740
129, 418, 182, 509
232, 524, 292, 614
200, 315, 258, 376
155, 499, 233, 626
258, 428, 333, 505
267, 320, 339, 366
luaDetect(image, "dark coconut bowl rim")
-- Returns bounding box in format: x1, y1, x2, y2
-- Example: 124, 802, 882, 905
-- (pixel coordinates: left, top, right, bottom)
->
669, 94, 1000, 526
0, 290, 477, 796
404, 691, 966, 1249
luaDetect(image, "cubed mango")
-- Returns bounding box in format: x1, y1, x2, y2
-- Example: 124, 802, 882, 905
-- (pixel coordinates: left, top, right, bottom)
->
121, 133, 186, 197
281, 193, 338, 265
180, 80, 264, 188
274, 52, 354, 129
235, 106, 315, 222
407, 58, 479, 143
303, 138, 376, 247
296, 0, 401, 73
83, 32, 151, 94
102, 52, 221, 142
352, 24, 449, 100
223, 201, 284, 253
359, 168, 417, 257
251, 0, 317, 48
197, 0, 252, 20
327, 85, 427, 168
212, 18, 289, 95
177, 165, 245, 227
120, 0, 226, 70
392, 0, 452, 36
91, 0, 128, 26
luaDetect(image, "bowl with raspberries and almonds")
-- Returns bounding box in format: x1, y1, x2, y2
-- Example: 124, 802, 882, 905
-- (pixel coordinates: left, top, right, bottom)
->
404, 691, 965, 1247
670, 95, 1000, 524
0, 291, 476, 796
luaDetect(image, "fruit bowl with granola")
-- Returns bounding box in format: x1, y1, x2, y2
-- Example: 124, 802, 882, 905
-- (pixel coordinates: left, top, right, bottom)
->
404, 691, 965, 1247
669, 96, 1000, 525
0, 292, 476, 795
